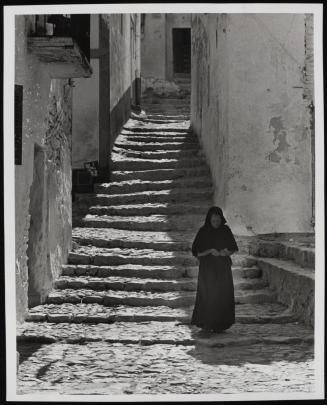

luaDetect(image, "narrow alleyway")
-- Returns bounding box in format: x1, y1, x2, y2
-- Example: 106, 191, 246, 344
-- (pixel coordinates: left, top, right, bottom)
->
17, 93, 314, 395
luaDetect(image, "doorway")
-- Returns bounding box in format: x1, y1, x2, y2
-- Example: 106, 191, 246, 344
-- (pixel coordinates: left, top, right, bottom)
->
172, 28, 191, 75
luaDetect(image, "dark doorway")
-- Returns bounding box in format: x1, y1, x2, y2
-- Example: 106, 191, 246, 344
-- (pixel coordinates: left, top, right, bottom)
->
172, 28, 191, 74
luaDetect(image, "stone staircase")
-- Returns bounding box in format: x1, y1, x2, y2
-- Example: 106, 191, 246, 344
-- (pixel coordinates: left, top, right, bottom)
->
17, 95, 314, 350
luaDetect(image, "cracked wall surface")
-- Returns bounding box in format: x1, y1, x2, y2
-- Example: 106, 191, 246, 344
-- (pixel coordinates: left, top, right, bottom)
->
191, 14, 313, 235
15, 16, 72, 322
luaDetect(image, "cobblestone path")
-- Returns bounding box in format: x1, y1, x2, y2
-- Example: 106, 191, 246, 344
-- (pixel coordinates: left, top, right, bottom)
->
17, 94, 315, 395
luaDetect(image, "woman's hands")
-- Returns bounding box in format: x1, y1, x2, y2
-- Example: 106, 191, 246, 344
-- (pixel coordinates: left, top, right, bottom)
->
197, 249, 213, 257
197, 248, 232, 257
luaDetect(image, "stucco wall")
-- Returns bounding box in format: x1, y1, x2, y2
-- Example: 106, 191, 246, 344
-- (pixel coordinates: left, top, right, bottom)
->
141, 14, 166, 80
15, 16, 72, 322
191, 14, 313, 235
141, 13, 191, 90
72, 15, 99, 169
72, 14, 138, 175
106, 14, 135, 152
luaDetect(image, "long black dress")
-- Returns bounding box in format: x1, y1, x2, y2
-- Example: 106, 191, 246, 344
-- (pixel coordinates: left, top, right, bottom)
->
191, 223, 238, 331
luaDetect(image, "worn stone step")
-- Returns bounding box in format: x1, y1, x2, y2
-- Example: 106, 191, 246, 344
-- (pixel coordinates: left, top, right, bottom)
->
72, 227, 195, 251
145, 114, 190, 120
25, 302, 296, 324
88, 202, 210, 216
94, 177, 212, 195
250, 240, 315, 269
45, 288, 276, 307
255, 257, 315, 327
110, 167, 210, 181
54, 276, 196, 292
61, 264, 261, 280
141, 98, 190, 105
110, 157, 207, 171
79, 214, 205, 232
83, 188, 213, 206
17, 320, 313, 346
141, 106, 190, 112
121, 127, 191, 135
118, 134, 196, 143
120, 125, 191, 133
68, 247, 257, 268
62, 264, 188, 279
123, 125, 189, 133
112, 147, 200, 159
131, 116, 187, 124
114, 140, 199, 151
54, 275, 267, 293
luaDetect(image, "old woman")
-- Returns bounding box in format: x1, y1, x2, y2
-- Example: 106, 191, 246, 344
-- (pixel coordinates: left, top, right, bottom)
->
191, 206, 238, 333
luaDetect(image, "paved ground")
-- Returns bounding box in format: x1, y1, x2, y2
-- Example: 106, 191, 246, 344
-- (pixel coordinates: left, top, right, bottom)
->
17, 340, 314, 395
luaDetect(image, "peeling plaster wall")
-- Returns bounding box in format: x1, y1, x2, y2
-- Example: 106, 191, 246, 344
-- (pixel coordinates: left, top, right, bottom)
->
191, 14, 313, 235
15, 16, 72, 322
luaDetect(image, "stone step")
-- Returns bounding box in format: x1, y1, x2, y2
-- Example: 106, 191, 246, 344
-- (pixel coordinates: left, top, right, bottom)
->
123, 125, 189, 133
110, 157, 207, 171
17, 321, 313, 346
94, 177, 212, 195
142, 110, 190, 116
54, 275, 267, 293
110, 167, 210, 181
88, 202, 209, 216
255, 256, 314, 327
45, 288, 276, 307
25, 302, 296, 325
71, 227, 196, 251
132, 117, 187, 124
141, 98, 190, 105
61, 264, 261, 280
79, 214, 205, 232
144, 103, 190, 109
68, 247, 257, 267
145, 114, 190, 120
114, 140, 199, 151
141, 103, 190, 108
80, 188, 213, 205
117, 134, 197, 143
122, 126, 190, 134
112, 147, 200, 159
249, 240, 315, 269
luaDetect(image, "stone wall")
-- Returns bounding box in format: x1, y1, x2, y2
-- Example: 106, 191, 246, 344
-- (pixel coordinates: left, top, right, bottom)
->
191, 14, 314, 235
15, 15, 72, 322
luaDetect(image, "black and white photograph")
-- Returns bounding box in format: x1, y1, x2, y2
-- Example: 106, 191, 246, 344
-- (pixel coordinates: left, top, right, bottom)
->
3, 2, 325, 402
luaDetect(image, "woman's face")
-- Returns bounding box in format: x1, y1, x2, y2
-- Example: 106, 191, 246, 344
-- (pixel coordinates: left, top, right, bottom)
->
210, 213, 222, 228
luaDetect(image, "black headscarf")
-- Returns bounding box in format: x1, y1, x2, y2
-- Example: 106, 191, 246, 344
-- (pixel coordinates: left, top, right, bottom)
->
204, 206, 227, 228
192, 206, 238, 257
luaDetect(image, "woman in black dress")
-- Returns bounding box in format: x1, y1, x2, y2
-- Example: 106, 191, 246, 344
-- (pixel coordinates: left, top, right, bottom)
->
191, 206, 239, 333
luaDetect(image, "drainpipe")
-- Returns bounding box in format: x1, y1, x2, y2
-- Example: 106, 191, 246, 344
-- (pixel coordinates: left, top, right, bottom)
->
135, 13, 141, 106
